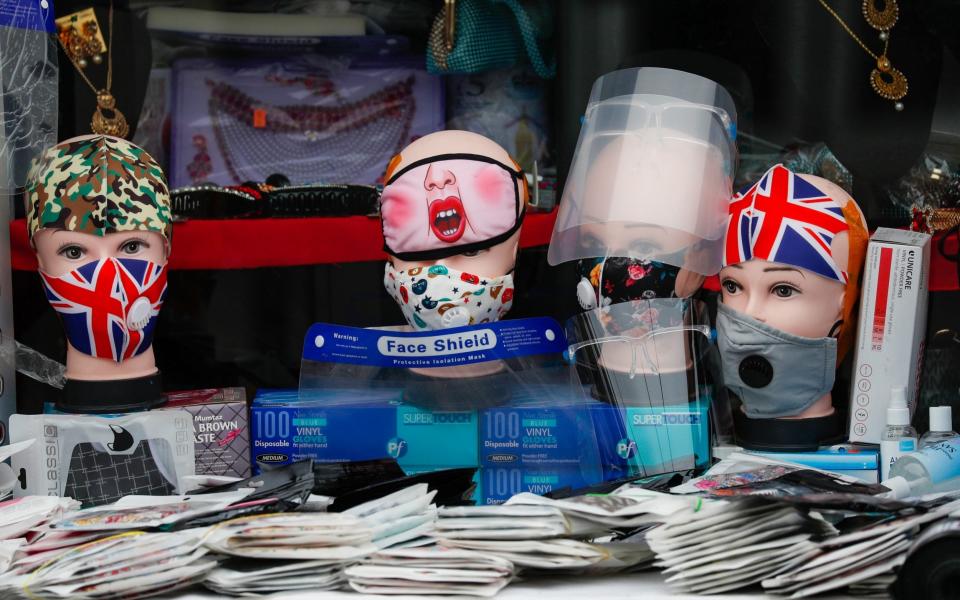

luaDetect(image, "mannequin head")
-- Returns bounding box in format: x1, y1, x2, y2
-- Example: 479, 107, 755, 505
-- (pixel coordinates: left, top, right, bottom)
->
381, 131, 527, 330
25, 134, 172, 381
718, 164, 868, 421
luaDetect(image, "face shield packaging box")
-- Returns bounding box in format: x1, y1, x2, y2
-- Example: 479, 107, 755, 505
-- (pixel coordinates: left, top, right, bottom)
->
250, 390, 478, 474
849, 228, 931, 443
158, 388, 250, 478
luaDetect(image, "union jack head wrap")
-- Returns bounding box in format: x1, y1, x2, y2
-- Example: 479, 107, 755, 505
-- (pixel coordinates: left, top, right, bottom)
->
723, 164, 849, 283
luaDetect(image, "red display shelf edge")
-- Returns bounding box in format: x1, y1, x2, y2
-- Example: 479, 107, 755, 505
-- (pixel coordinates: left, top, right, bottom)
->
9, 210, 558, 271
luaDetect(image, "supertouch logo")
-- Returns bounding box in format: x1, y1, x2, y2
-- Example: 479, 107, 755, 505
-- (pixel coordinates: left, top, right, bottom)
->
387, 437, 408, 458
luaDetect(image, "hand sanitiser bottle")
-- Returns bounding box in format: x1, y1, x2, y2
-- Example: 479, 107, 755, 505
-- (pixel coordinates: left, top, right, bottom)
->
884, 438, 960, 499
920, 406, 959, 448
880, 387, 918, 482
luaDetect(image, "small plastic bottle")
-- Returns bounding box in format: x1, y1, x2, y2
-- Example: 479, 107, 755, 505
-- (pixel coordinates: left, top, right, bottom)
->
884, 438, 960, 499
880, 386, 918, 482
919, 406, 959, 448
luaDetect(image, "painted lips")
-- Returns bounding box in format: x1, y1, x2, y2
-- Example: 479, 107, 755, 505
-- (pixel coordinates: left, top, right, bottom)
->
429, 196, 466, 243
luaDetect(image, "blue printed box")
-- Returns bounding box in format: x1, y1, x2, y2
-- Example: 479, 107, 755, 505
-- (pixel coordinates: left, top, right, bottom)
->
477, 467, 600, 505
598, 402, 711, 476
251, 390, 478, 473
480, 392, 710, 478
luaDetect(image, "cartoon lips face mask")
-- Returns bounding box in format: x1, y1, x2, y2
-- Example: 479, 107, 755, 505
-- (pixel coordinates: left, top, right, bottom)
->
384, 262, 515, 330
380, 154, 525, 261
40, 258, 168, 362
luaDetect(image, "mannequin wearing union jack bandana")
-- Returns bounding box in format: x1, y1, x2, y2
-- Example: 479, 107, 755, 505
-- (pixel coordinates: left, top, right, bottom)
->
717, 164, 868, 450
25, 135, 172, 412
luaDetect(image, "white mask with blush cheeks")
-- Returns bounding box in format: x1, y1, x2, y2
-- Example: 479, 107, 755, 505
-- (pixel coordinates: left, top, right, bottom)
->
380, 154, 525, 262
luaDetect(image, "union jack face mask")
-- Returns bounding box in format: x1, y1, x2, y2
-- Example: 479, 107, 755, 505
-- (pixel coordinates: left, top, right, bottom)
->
40, 258, 169, 363
724, 163, 849, 282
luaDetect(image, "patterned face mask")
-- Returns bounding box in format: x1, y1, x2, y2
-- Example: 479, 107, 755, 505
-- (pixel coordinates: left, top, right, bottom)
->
383, 262, 514, 330
575, 257, 683, 337
576, 256, 681, 309
40, 258, 168, 362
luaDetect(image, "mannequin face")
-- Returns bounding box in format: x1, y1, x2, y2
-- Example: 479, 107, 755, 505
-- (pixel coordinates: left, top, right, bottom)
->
34, 230, 167, 276
719, 260, 844, 338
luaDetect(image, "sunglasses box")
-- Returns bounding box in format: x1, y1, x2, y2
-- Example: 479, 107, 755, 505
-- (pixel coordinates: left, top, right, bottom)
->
158, 387, 251, 479
43, 387, 251, 480
250, 389, 478, 474
849, 228, 931, 444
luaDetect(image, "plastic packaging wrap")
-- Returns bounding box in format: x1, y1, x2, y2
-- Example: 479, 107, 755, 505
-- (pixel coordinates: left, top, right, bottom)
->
565, 299, 718, 478
0, 0, 58, 192
10, 411, 196, 507
253, 317, 621, 504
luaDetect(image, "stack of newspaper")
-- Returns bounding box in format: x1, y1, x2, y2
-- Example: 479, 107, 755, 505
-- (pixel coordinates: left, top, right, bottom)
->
0, 529, 215, 599
506, 487, 702, 530
430, 489, 673, 571
762, 501, 960, 598
647, 498, 835, 594
204, 484, 438, 595
345, 546, 514, 596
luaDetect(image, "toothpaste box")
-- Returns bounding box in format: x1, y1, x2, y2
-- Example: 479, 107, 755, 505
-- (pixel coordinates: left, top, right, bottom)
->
250, 389, 478, 473
849, 228, 931, 443
158, 387, 251, 478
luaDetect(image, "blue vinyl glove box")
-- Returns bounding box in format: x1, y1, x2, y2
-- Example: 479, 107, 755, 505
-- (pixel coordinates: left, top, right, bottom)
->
479, 386, 711, 477
251, 389, 478, 473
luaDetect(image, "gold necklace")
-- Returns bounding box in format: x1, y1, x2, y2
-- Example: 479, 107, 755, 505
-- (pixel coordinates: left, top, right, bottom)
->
58, 1, 129, 137
817, 0, 908, 111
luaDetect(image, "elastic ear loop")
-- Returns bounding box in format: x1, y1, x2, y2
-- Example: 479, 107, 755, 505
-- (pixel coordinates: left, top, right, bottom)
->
828, 320, 843, 339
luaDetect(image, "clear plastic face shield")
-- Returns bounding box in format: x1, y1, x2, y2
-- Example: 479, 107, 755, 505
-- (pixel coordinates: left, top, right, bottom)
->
548, 68, 737, 276
293, 319, 614, 503
565, 299, 720, 476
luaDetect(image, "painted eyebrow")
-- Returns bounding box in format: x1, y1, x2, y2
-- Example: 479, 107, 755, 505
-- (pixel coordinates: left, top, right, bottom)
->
763, 266, 805, 278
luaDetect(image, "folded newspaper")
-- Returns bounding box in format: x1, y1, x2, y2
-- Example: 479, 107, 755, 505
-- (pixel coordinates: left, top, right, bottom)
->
647, 497, 836, 594
202, 484, 439, 595
0, 529, 215, 599
345, 546, 514, 597
762, 499, 960, 598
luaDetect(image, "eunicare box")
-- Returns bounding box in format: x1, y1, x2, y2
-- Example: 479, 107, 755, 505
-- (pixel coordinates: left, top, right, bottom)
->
849, 228, 931, 444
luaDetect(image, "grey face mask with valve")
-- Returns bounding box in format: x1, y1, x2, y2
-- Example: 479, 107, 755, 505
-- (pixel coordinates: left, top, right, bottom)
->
716, 303, 837, 419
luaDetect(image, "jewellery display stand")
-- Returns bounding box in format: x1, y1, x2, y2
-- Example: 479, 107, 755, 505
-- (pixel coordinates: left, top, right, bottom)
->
754, 1, 941, 202
56, 0, 151, 140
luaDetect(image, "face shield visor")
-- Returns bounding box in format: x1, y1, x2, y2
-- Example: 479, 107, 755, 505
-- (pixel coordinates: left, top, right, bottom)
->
565, 299, 718, 476
549, 68, 737, 276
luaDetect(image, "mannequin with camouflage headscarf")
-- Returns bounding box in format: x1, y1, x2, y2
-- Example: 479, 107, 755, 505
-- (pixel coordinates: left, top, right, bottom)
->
25, 135, 172, 412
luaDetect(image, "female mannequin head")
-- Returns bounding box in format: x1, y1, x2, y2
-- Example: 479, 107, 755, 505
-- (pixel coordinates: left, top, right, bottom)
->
718, 164, 868, 422
26, 134, 172, 382
380, 130, 527, 330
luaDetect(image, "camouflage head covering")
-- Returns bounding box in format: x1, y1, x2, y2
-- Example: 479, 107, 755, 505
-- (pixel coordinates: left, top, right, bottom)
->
25, 135, 172, 242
